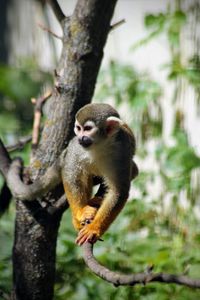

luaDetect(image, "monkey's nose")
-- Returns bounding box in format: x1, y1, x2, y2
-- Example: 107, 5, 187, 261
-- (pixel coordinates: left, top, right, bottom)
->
79, 136, 93, 148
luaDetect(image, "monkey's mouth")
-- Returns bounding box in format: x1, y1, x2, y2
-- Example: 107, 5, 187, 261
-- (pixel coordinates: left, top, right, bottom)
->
79, 136, 93, 148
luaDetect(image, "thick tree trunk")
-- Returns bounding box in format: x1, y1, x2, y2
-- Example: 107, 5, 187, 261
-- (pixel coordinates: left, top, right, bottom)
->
11, 202, 62, 300
11, 1, 117, 299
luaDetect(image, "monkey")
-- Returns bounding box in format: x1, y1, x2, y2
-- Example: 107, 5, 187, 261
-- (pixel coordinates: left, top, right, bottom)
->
6, 103, 138, 245
61, 103, 138, 245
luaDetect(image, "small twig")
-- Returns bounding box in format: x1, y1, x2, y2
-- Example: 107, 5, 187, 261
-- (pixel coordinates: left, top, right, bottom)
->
46, 194, 69, 215
31, 91, 52, 149
110, 19, 125, 31
82, 242, 200, 289
38, 22, 62, 40
6, 136, 32, 152
48, 0, 66, 24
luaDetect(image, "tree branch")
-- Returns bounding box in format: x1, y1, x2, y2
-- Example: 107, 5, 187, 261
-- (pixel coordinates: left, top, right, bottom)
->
6, 135, 32, 152
46, 193, 68, 215
31, 91, 52, 150
6, 158, 61, 201
82, 242, 200, 289
38, 22, 63, 40
48, 0, 66, 24
0, 138, 62, 201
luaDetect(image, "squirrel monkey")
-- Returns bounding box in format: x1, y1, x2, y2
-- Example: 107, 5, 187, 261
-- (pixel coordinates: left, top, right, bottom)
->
6, 103, 138, 245
61, 103, 138, 245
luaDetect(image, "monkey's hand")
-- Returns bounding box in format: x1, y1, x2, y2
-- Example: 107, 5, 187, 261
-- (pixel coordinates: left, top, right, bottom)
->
75, 223, 101, 245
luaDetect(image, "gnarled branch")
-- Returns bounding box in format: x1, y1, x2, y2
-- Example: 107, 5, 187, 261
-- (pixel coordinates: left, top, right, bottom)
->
82, 242, 200, 289
0, 138, 62, 202
6, 158, 61, 201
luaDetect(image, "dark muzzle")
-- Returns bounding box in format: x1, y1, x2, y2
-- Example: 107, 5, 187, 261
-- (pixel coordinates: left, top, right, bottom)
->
79, 136, 93, 148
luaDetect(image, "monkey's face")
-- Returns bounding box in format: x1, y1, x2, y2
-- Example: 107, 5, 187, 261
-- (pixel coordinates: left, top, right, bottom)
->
74, 120, 99, 148
74, 103, 123, 149
74, 116, 123, 149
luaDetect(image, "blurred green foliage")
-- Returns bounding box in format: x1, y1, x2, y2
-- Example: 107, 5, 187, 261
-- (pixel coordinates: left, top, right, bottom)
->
0, 59, 52, 142
0, 1, 200, 299
132, 0, 200, 99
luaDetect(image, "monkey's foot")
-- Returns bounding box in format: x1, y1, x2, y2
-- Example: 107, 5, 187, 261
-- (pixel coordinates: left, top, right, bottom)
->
75, 224, 101, 246
79, 205, 98, 227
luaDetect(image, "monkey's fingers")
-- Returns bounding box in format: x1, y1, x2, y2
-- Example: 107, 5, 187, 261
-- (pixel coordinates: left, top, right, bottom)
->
76, 233, 94, 245
76, 228, 98, 246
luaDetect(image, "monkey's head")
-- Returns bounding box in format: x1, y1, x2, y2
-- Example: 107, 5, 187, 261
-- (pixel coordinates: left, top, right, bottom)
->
74, 103, 123, 148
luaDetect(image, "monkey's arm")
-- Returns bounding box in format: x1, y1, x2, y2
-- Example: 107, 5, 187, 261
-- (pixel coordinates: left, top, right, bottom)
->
7, 158, 62, 201
62, 177, 105, 230
76, 160, 138, 245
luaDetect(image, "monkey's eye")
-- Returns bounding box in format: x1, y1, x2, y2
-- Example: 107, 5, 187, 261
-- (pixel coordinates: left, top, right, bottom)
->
76, 125, 81, 131
84, 125, 93, 131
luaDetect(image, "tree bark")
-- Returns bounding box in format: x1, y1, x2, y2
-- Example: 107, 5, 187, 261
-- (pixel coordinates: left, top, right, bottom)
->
11, 1, 117, 299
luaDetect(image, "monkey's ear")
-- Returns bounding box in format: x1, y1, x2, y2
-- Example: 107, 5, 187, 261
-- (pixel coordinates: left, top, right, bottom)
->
106, 116, 123, 136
